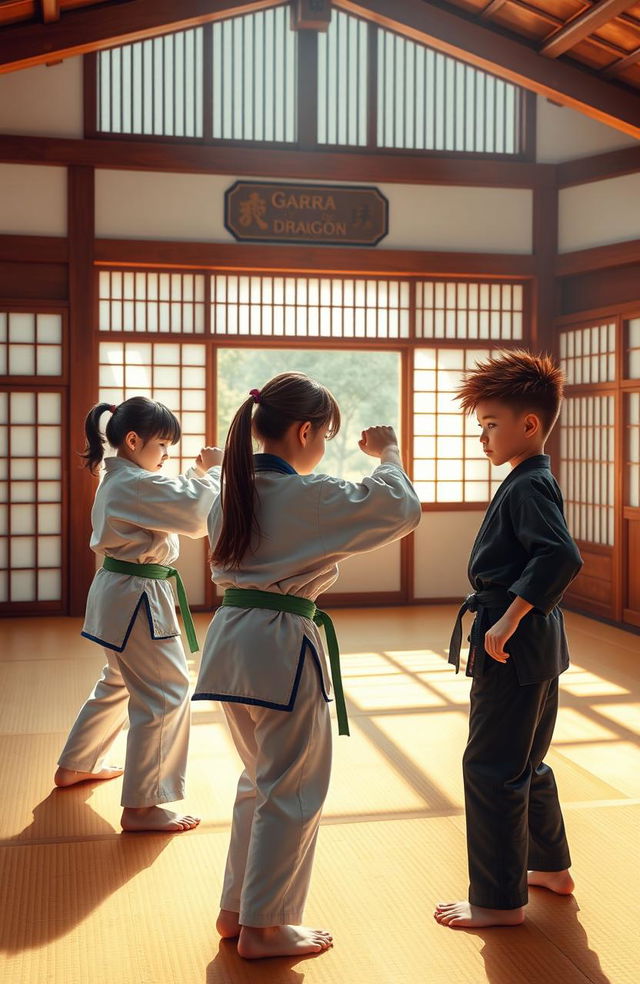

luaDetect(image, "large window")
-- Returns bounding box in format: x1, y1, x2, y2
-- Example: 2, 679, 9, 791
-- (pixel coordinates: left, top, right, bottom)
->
98, 267, 527, 505
217, 347, 401, 482
91, 5, 529, 158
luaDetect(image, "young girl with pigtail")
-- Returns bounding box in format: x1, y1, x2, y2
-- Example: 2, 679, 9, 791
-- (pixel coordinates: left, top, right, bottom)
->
193, 371, 421, 958
55, 396, 222, 833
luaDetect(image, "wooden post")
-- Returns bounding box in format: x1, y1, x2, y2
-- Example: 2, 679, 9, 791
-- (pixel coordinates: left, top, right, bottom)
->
532, 173, 561, 466
67, 166, 98, 616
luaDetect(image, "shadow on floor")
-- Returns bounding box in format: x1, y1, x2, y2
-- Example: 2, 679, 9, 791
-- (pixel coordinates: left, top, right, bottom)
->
0, 784, 169, 952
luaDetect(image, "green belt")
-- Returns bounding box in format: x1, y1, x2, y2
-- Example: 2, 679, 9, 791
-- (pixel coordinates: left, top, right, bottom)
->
102, 556, 199, 654
221, 588, 350, 737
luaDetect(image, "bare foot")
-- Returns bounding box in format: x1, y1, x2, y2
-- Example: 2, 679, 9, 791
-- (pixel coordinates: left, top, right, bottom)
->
434, 901, 525, 928
54, 765, 123, 787
528, 869, 575, 895
217, 909, 241, 939
237, 924, 333, 959
121, 806, 201, 833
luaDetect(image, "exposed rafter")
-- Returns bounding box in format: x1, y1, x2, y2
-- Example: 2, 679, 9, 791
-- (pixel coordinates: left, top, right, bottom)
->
0, 0, 281, 74
483, 0, 640, 66
540, 0, 638, 59
480, 1, 510, 19
602, 43, 640, 77
336, 0, 640, 137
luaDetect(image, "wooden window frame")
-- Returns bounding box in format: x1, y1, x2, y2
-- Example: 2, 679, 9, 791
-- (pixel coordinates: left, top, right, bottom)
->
83, 11, 536, 163
97, 262, 532, 502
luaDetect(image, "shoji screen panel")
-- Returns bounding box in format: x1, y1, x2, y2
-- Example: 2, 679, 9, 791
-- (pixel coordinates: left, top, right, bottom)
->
559, 321, 617, 618
98, 341, 207, 478
210, 275, 410, 339
376, 26, 523, 154
98, 271, 206, 335
560, 395, 615, 548
416, 281, 524, 342
0, 391, 65, 611
1, 308, 66, 613
0, 311, 64, 377
413, 346, 510, 504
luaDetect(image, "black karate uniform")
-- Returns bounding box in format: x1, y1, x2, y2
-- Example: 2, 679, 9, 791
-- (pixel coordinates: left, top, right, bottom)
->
448, 454, 583, 909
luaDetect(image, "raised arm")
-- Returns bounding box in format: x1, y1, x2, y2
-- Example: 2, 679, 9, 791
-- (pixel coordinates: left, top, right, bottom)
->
318, 426, 421, 558
132, 446, 223, 539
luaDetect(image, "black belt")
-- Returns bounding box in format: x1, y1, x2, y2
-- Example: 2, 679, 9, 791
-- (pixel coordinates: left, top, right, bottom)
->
448, 587, 513, 673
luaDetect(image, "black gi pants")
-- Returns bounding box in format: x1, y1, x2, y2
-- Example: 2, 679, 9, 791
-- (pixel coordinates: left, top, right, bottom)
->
463, 654, 571, 909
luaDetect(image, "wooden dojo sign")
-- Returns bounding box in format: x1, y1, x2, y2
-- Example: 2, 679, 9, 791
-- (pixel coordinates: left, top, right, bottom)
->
225, 181, 388, 247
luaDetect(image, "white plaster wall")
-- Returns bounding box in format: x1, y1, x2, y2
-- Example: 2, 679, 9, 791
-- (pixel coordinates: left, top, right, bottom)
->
0, 163, 67, 236
381, 182, 532, 253
536, 96, 639, 164
95, 169, 533, 253
414, 510, 483, 599
0, 58, 83, 139
324, 539, 401, 594
558, 172, 640, 253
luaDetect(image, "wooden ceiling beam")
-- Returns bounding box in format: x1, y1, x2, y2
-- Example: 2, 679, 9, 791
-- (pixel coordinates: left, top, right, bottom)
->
40, 0, 60, 24
484, 0, 638, 64
0, 132, 549, 188
0, 0, 281, 73
540, 0, 638, 59
336, 0, 640, 137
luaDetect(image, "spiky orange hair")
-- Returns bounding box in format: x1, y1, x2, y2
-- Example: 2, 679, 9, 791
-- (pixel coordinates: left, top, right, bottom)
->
456, 349, 565, 436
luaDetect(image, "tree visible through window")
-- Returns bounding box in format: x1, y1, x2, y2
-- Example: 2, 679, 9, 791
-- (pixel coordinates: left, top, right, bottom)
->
217, 348, 401, 482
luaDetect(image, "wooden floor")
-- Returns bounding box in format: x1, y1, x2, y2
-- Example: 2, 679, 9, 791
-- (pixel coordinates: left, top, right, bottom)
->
1, 606, 638, 984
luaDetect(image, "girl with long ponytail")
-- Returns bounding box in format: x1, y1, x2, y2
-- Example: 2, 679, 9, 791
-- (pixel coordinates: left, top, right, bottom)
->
193, 371, 421, 959
55, 396, 223, 834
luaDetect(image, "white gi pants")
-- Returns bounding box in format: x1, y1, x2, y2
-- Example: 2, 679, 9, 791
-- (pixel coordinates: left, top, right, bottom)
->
220, 655, 332, 927
57, 605, 191, 808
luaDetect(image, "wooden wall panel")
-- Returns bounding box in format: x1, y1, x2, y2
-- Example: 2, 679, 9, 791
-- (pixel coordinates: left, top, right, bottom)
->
564, 543, 615, 620
560, 263, 640, 316
0, 262, 67, 301
624, 518, 640, 627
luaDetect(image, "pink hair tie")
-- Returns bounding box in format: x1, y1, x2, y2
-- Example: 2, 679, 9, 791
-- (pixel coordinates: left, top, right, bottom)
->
109, 404, 117, 414
249, 389, 261, 405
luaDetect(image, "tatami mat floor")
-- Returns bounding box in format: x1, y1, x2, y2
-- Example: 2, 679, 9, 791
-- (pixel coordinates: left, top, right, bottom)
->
0, 606, 638, 983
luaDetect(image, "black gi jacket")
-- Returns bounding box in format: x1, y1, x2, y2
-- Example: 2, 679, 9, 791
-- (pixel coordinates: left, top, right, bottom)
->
451, 454, 583, 685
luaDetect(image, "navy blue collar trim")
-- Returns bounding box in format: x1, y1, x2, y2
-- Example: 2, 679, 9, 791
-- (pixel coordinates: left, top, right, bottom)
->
254, 453, 297, 476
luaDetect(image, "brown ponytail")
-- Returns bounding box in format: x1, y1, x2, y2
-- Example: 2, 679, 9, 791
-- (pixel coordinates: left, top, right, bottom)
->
213, 372, 340, 568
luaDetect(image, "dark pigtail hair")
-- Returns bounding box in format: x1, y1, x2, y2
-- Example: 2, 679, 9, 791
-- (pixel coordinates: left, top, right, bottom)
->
81, 396, 181, 476
213, 372, 340, 569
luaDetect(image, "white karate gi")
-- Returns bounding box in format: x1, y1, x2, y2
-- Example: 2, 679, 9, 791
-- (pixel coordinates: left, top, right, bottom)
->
194, 454, 421, 926
58, 455, 220, 808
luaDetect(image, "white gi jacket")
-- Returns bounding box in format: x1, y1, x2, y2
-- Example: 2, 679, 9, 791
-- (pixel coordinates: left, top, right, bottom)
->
193, 454, 421, 711
82, 456, 221, 651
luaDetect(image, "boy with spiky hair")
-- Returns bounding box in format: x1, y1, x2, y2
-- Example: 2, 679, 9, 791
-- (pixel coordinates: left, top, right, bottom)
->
435, 350, 583, 930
